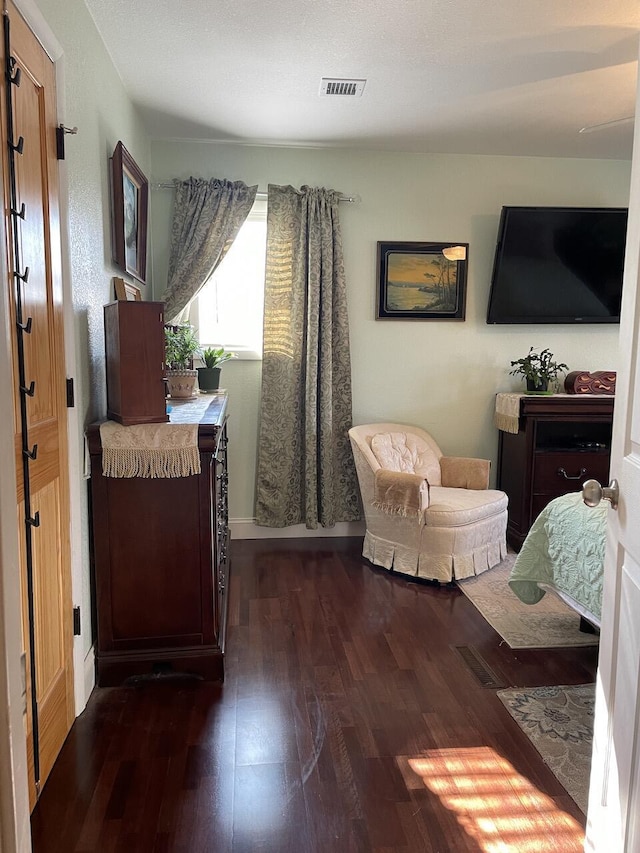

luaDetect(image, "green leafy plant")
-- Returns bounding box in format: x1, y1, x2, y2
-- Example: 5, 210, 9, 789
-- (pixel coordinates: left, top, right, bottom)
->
164, 324, 201, 370
201, 346, 237, 369
509, 347, 568, 388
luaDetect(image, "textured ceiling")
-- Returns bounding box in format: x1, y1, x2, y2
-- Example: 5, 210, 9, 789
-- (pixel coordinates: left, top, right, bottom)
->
84, 0, 640, 159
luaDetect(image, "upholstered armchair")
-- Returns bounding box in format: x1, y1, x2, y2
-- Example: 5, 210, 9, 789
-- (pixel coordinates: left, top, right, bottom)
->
348, 423, 508, 583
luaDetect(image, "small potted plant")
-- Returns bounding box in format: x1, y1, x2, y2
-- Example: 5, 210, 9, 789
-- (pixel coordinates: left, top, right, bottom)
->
164, 324, 201, 398
197, 346, 237, 392
509, 347, 568, 394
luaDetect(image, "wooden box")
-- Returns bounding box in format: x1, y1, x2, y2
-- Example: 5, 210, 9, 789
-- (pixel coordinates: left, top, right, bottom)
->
104, 300, 168, 425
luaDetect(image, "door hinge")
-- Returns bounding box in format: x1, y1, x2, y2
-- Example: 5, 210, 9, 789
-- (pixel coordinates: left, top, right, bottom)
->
56, 125, 65, 160
66, 377, 75, 408
56, 124, 78, 160
73, 606, 81, 636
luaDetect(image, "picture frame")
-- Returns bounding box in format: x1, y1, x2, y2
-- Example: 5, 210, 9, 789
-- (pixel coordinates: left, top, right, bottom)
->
113, 276, 142, 301
110, 141, 148, 284
376, 241, 468, 320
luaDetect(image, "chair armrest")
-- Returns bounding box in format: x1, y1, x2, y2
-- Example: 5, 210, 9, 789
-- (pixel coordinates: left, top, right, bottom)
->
440, 456, 490, 490
372, 469, 429, 518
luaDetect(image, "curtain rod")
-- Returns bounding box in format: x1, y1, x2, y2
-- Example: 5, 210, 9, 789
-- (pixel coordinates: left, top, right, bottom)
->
154, 182, 359, 203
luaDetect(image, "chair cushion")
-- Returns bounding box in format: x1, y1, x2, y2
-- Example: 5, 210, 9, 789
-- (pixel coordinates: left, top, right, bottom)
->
370, 432, 441, 483
424, 487, 508, 527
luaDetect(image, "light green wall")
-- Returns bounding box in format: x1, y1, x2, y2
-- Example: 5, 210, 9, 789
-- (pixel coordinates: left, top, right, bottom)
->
151, 142, 629, 525
30, 0, 151, 664
34, 0, 151, 409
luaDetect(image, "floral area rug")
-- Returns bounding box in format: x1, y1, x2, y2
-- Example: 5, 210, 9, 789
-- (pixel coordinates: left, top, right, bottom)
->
497, 683, 595, 814
457, 556, 599, 649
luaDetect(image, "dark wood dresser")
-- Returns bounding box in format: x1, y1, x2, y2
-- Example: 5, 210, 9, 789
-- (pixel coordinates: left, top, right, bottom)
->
496, 393, 614, 550
87, 394, 230, 685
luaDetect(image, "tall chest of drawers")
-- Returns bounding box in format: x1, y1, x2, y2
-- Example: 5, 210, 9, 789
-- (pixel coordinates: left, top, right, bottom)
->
87, 394, 230, 685
497, 394, 614, 550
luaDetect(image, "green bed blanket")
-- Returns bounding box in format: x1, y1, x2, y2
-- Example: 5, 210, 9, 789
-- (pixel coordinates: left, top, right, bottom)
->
509, 491, 607, 622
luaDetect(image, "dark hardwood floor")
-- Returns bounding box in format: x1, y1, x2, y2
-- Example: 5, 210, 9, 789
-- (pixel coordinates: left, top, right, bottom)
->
31, 538, 597, 852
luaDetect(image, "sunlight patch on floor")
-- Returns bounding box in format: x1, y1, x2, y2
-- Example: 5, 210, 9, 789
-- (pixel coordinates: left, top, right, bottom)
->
405, 747, 585, 852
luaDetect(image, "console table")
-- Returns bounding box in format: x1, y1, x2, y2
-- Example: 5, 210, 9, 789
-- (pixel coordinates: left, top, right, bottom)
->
86, 393, 229, 685
496, 393, 614, 550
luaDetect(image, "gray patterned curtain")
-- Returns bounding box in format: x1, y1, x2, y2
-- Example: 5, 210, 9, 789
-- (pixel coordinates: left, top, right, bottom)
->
162, 177, 257, 322
255, 184, 361, 528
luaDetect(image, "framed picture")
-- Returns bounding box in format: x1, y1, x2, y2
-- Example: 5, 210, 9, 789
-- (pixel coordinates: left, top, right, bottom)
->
376, 241, 468, 320
113, 276, 142, 301
110, 141, 148, 284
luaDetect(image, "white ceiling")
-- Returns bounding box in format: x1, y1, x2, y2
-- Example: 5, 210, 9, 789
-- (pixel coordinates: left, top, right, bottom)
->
84, 0, 640, 159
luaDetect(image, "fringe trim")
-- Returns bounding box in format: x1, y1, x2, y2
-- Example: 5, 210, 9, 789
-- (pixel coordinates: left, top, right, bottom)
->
494, 393, 523, 434
102, 446, 201, 479
494, 411, 519, 435
372, 500, 422, 521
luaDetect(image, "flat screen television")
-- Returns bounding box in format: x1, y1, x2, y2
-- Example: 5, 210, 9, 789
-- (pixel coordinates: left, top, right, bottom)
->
486, 206, 628, 324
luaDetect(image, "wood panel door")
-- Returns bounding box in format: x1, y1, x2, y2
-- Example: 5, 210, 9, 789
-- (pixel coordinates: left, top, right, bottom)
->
1, 1, 74, 807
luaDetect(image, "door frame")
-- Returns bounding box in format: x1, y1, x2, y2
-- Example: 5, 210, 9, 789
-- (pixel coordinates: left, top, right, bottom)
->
0, 1, 86, 849
10, 0, 89, 714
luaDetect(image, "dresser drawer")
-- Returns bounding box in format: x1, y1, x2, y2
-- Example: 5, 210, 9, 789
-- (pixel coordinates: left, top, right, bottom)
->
533, 452, 610, 495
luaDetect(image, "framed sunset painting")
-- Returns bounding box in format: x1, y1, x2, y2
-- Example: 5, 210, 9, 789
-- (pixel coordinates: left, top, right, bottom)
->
376, 241, 468, 320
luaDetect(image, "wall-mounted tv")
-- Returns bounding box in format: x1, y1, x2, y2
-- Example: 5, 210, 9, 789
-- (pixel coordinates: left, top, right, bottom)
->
486, 206, 628, 324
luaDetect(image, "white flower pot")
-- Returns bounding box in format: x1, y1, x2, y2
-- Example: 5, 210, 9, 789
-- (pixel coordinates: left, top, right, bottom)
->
166, 368, 197, 398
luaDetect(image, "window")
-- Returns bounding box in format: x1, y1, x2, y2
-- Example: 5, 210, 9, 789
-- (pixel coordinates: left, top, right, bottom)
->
188, 197, 266, 359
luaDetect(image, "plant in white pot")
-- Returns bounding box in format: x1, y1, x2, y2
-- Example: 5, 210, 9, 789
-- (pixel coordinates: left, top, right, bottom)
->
164, 324, 201, 398
509, 346, 568, 394
197, 346, 237, 392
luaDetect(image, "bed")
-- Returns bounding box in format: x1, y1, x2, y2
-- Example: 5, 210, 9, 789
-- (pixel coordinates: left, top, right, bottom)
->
508, 491, 608, 628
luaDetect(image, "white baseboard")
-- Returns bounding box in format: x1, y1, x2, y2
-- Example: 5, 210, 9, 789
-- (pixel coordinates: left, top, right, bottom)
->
83, 645, 95, 708
230, 518, 365, 540
73, 640, 95, 716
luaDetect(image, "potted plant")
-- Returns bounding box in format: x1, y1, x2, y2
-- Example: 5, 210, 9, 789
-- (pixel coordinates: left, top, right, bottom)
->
164, 324, 201, 398
197, 346, 237, 392
509, 347, 568, 394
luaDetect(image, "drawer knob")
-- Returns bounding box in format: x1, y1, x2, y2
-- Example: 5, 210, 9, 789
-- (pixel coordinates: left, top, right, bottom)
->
557, 467, 587, 481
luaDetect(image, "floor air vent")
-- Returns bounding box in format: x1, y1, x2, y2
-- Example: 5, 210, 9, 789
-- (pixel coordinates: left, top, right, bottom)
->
453, 645, 506, 689
319, 78, 366, 97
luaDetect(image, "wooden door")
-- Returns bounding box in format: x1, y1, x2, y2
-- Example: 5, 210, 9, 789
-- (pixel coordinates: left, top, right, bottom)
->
1, 1, 74, 807
584, 66, 640, 852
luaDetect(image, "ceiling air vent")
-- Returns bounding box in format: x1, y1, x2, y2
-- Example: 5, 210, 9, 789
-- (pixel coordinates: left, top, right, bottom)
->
319, 78, 366, 97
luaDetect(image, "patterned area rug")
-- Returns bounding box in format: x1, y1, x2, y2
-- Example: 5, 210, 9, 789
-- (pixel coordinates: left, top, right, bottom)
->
457, 556, 599, 649
497, 683, 595, 814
